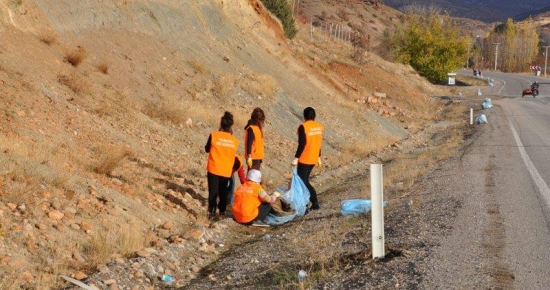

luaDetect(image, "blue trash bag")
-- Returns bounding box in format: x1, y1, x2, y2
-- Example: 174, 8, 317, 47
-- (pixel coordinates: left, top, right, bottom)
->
340, 199, 388, 216
481, 98, 493, 109
476, 114, 488, 124
264, 168, 310, 225
481, 101, 492, 109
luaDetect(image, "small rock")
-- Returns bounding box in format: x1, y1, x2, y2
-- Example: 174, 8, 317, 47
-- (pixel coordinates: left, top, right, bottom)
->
74, 271, 87, 280
48, 210, 64, 220
103, 278, 116, 285
162, 221, 174, 230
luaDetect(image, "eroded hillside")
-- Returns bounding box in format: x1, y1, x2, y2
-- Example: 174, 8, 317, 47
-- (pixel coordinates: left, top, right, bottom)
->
0, 0, 447, 288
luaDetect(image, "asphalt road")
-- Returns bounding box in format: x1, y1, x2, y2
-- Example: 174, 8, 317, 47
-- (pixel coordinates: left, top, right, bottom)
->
421, 70, 550, 289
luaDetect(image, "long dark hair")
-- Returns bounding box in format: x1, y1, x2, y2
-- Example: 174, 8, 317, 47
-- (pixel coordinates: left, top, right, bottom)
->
245, 107, 265, 130
220, 111, 234, 132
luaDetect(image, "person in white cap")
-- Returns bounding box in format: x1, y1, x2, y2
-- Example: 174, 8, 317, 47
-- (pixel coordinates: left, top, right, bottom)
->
231, 169, 280, 227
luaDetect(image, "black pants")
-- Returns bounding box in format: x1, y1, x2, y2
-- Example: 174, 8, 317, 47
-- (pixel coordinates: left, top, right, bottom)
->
207, 172, 230, 215
297, 163, 318, 205
243, 203, 271, 225
247, 159, 262, 171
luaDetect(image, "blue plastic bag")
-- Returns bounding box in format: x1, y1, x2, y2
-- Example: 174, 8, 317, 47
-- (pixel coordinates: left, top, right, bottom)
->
481, 98, 493, 109
340, 199, 387, 216
264, 168, 310, 225
476, 114, 488, 124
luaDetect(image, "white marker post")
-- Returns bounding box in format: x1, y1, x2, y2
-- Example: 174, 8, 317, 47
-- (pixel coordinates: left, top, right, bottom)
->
470, 108, 473, 125
371, 164, 385, 259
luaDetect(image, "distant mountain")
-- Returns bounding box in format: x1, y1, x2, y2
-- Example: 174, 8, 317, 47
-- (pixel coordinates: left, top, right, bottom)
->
382, 0, 550, 23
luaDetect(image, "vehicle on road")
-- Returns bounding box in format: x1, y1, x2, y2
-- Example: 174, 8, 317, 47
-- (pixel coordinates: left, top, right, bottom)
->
522, 87, 538, 97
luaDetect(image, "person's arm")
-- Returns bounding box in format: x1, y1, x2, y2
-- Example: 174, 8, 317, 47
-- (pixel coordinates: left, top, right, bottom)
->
237, 166, 246, 184
246, 127, 255, 156
257, 187, 276, 204
294, 125, 306, 158
204, 134, 212, 153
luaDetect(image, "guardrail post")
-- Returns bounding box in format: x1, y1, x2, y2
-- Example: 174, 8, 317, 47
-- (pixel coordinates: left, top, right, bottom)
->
371, 164, 385, 259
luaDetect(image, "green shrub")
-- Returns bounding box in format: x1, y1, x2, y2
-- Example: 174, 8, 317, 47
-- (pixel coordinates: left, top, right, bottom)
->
260, 0, 297, 39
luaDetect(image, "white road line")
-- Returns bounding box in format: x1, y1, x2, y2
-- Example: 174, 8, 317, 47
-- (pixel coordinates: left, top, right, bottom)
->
493, 78, 507, 94
508, 118, 550, 208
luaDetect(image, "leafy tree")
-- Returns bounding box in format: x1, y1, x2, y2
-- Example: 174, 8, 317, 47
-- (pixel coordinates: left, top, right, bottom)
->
490, 18, 539, 72
386, 12, 468, 83
259, 0, 297, 39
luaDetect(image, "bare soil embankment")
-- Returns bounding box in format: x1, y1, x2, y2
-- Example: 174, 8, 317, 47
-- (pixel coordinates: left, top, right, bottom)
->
0, 0, 458, 288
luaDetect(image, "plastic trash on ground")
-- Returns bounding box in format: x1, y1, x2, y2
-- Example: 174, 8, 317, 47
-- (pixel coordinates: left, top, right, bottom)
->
476, 114, 488, 124
340, 199, 388, 216
264, 168, 310, 225
481, 98, 493, 109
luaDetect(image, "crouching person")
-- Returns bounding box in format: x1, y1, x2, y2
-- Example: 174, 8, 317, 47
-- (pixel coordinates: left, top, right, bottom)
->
232, 169, 280, 227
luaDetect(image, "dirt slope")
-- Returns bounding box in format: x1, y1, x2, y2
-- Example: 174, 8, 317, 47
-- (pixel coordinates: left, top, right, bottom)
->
0, 0, 450, 288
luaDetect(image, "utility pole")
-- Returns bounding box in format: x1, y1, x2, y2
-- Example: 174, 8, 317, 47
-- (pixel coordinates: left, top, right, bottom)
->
466, 40, 471, 69
492, 43, 501, 71
545, 46, 550, 78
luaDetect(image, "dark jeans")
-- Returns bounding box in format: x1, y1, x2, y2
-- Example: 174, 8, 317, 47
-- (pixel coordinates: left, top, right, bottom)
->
243, 203, 272, 225
247, 159, 262, 171
207, 172, 230, 215
297, 163, 318, 205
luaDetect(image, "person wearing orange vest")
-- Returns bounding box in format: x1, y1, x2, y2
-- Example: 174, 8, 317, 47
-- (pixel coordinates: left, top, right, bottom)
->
292, 107, 324, 211
232, 169, 280, 227
205, 111, 239, 220
244, 107, 265, 170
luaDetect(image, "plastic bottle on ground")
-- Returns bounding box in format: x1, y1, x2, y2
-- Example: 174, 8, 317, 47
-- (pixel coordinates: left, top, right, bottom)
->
161, 274, 176, 283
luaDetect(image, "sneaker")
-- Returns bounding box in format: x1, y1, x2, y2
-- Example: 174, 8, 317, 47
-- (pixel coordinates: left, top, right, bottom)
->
309, 203, 321, 211
208, 212, 218, 221
251, 220, 270, 227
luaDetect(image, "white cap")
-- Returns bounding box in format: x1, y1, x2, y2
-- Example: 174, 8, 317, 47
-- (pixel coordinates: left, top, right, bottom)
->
247, 169, 262, 183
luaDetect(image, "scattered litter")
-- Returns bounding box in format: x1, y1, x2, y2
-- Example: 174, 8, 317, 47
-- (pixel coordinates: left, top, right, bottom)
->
481, 98, 492, 109
264, 168, 310, 225
476, 114, 488, 124
477, 89, 482, 96
340, 199, 388, 216
160, 274, 176, 283
298, 270, 308, 281
60, 275, 96, 290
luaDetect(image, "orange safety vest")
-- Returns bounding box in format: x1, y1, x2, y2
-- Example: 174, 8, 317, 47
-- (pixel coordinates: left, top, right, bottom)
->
298, 120, 324, 165
206, 131, 239, 178
244, 124, 264, 160
232, 181, 263, 223
234, 154, 244, 172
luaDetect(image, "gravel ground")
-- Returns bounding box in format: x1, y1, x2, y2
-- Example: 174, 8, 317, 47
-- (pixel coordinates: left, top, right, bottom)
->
180, 104, 490, 289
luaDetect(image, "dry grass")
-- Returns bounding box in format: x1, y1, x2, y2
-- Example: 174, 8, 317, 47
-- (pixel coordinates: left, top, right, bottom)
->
187, 60, 209, 75
58, 73, 91, 95
37, 29, 58, 45
212, 75, 236, 98
277, 215, 356, 288
211, 72, 280, 99
64, 46, 87, 67
96, 60, 109, 74
96, 88, 141, 116
86, 222, 154, 265
240, 73, 280, 99
143, 93, 220, 127
93, 146, 133, 175
142, 94, 189, 125
338, 134, 400, 165
384, 122, 465, 195
0, 137, 76, 206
